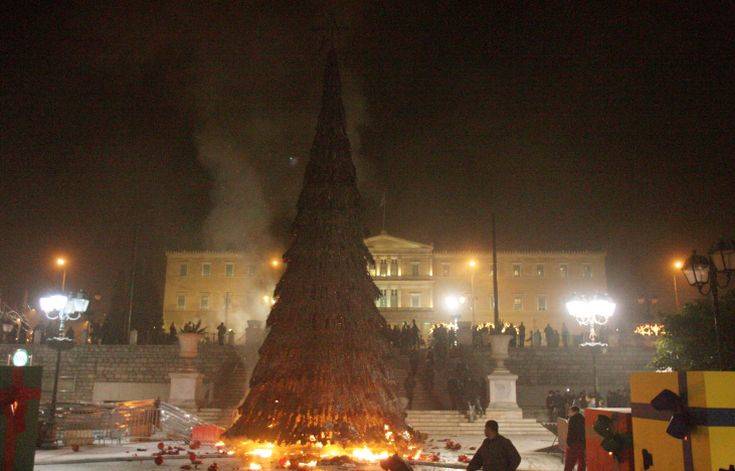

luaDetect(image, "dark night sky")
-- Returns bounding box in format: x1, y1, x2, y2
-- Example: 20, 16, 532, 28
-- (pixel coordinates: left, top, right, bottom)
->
2, 2, 734, 324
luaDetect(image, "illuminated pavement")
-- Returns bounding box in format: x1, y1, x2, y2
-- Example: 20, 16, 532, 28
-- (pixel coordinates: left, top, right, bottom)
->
34, 436, 564, 470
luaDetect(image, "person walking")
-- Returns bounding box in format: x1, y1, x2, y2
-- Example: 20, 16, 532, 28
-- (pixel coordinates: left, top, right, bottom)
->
565, 406, 586, 471
561, 322, 569, 348
467, 420, 521, 471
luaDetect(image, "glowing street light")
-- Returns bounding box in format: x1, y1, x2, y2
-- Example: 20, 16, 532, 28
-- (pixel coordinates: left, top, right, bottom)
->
565, 293, 616, 347
566, 293, 615, 395
38, 291, 89, 449
467, 259, 477, 269
270, 258, 282, 269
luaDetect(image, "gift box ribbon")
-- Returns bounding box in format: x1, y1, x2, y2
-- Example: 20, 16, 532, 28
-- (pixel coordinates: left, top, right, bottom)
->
630, 372, 735, 471
0, 367, 41, 470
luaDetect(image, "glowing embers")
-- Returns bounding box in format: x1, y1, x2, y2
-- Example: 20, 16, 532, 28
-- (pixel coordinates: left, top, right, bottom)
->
230, 429, 422, 469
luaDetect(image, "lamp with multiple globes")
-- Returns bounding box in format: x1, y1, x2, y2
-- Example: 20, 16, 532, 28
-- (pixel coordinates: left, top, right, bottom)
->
566, 293, 615, 395
565, 293, 616, 347
38, 291, 89, 448
680, 238, 735, 370
443, 294, 467, 326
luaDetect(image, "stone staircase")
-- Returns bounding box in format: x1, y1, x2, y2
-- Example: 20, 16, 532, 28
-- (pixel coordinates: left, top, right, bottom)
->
406, 409, 554, 438
410, 379, 439, 409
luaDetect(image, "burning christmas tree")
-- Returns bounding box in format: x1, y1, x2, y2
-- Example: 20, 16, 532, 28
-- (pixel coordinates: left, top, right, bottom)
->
224, 49, 411, 447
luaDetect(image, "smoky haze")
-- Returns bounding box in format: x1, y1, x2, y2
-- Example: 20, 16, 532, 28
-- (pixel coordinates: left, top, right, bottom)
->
1, 2, 733, 329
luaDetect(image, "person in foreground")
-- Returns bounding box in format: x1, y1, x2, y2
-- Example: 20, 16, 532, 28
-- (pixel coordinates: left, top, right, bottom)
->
565, 406, 586, 471
467, 420, 522, 471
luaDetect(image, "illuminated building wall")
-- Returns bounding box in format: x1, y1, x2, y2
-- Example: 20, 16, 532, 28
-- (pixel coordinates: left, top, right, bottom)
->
163, 233, 607, 339
365, 233, 608, 335
162, 251, 278, 339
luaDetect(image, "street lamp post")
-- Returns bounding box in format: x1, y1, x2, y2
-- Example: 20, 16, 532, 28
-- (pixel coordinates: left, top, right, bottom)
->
672, 260, 683, 310
467, 259, 478, 325
680, 239, 734, 371
566, 293, 616, 396
38, 292, 89, 449
55, 257, 67, 291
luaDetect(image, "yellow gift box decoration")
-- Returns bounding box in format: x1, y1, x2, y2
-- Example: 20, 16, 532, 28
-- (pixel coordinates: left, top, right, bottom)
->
630, 371, 735, 471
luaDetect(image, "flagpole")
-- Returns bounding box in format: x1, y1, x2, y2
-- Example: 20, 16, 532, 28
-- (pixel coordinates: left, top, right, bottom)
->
381, 191, 387, 233
491, 213, 500, 327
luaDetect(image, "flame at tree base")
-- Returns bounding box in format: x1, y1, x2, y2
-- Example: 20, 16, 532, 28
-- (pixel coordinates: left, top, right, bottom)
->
225, 426, 424, 469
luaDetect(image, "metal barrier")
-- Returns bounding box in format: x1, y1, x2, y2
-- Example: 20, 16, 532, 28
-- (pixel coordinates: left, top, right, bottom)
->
42, 399, 168, 446
41, 399, 212, 445
159, 401, 206, 439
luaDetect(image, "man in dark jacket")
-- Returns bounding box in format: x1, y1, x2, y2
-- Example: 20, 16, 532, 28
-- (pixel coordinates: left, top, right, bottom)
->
467, 420, 521, 471
565, 406, 586, 471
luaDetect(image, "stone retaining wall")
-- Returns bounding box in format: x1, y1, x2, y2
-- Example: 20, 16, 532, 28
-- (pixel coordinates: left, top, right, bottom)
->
471, 346, 656, 406
0, 344, 251, 406
0, 343, 654, 409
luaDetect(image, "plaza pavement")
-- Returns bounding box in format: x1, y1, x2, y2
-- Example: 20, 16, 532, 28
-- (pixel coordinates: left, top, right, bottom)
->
34, 434, 563, 470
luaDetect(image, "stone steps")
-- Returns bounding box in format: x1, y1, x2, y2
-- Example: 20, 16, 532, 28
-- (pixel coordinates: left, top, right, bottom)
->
406, 410, 553, 437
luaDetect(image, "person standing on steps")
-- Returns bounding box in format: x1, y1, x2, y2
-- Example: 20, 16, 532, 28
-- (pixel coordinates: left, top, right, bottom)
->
518, 322, 525, 348
217, 322, 227, 345
467, 420, 522, 471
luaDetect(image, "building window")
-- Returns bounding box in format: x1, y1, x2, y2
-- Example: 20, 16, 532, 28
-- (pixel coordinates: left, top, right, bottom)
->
582, 264, 592, 279
537, 295, 547, 311
559, 264, 568, 279
179, 264, 188, 277
390, 289, 398, 307
390, 259, 399, 276
368, 261, 376, 276
410, 293, 421, 308
379, 259, 388, 277
441, 263, 450, 276
411, 262, 420, 277
225, 262, 234, 277
513, 264, 522, 277
247, 265, 256, 276
536, 264, 544, 277
201, 263, 211, 277
200, 294, 209, 310
378, 289, 387, 308
176, 295, 186, 310
513, 296, 523, 311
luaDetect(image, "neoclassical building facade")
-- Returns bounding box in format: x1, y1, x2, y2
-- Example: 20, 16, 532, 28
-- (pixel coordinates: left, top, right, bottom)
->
162, 233, 607, 338
364, 233, 607, 335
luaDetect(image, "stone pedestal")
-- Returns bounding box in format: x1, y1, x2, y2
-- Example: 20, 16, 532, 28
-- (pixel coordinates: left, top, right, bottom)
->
486, 333, 521, 411
486, 371, 521, 410
169, 372, 203, 408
